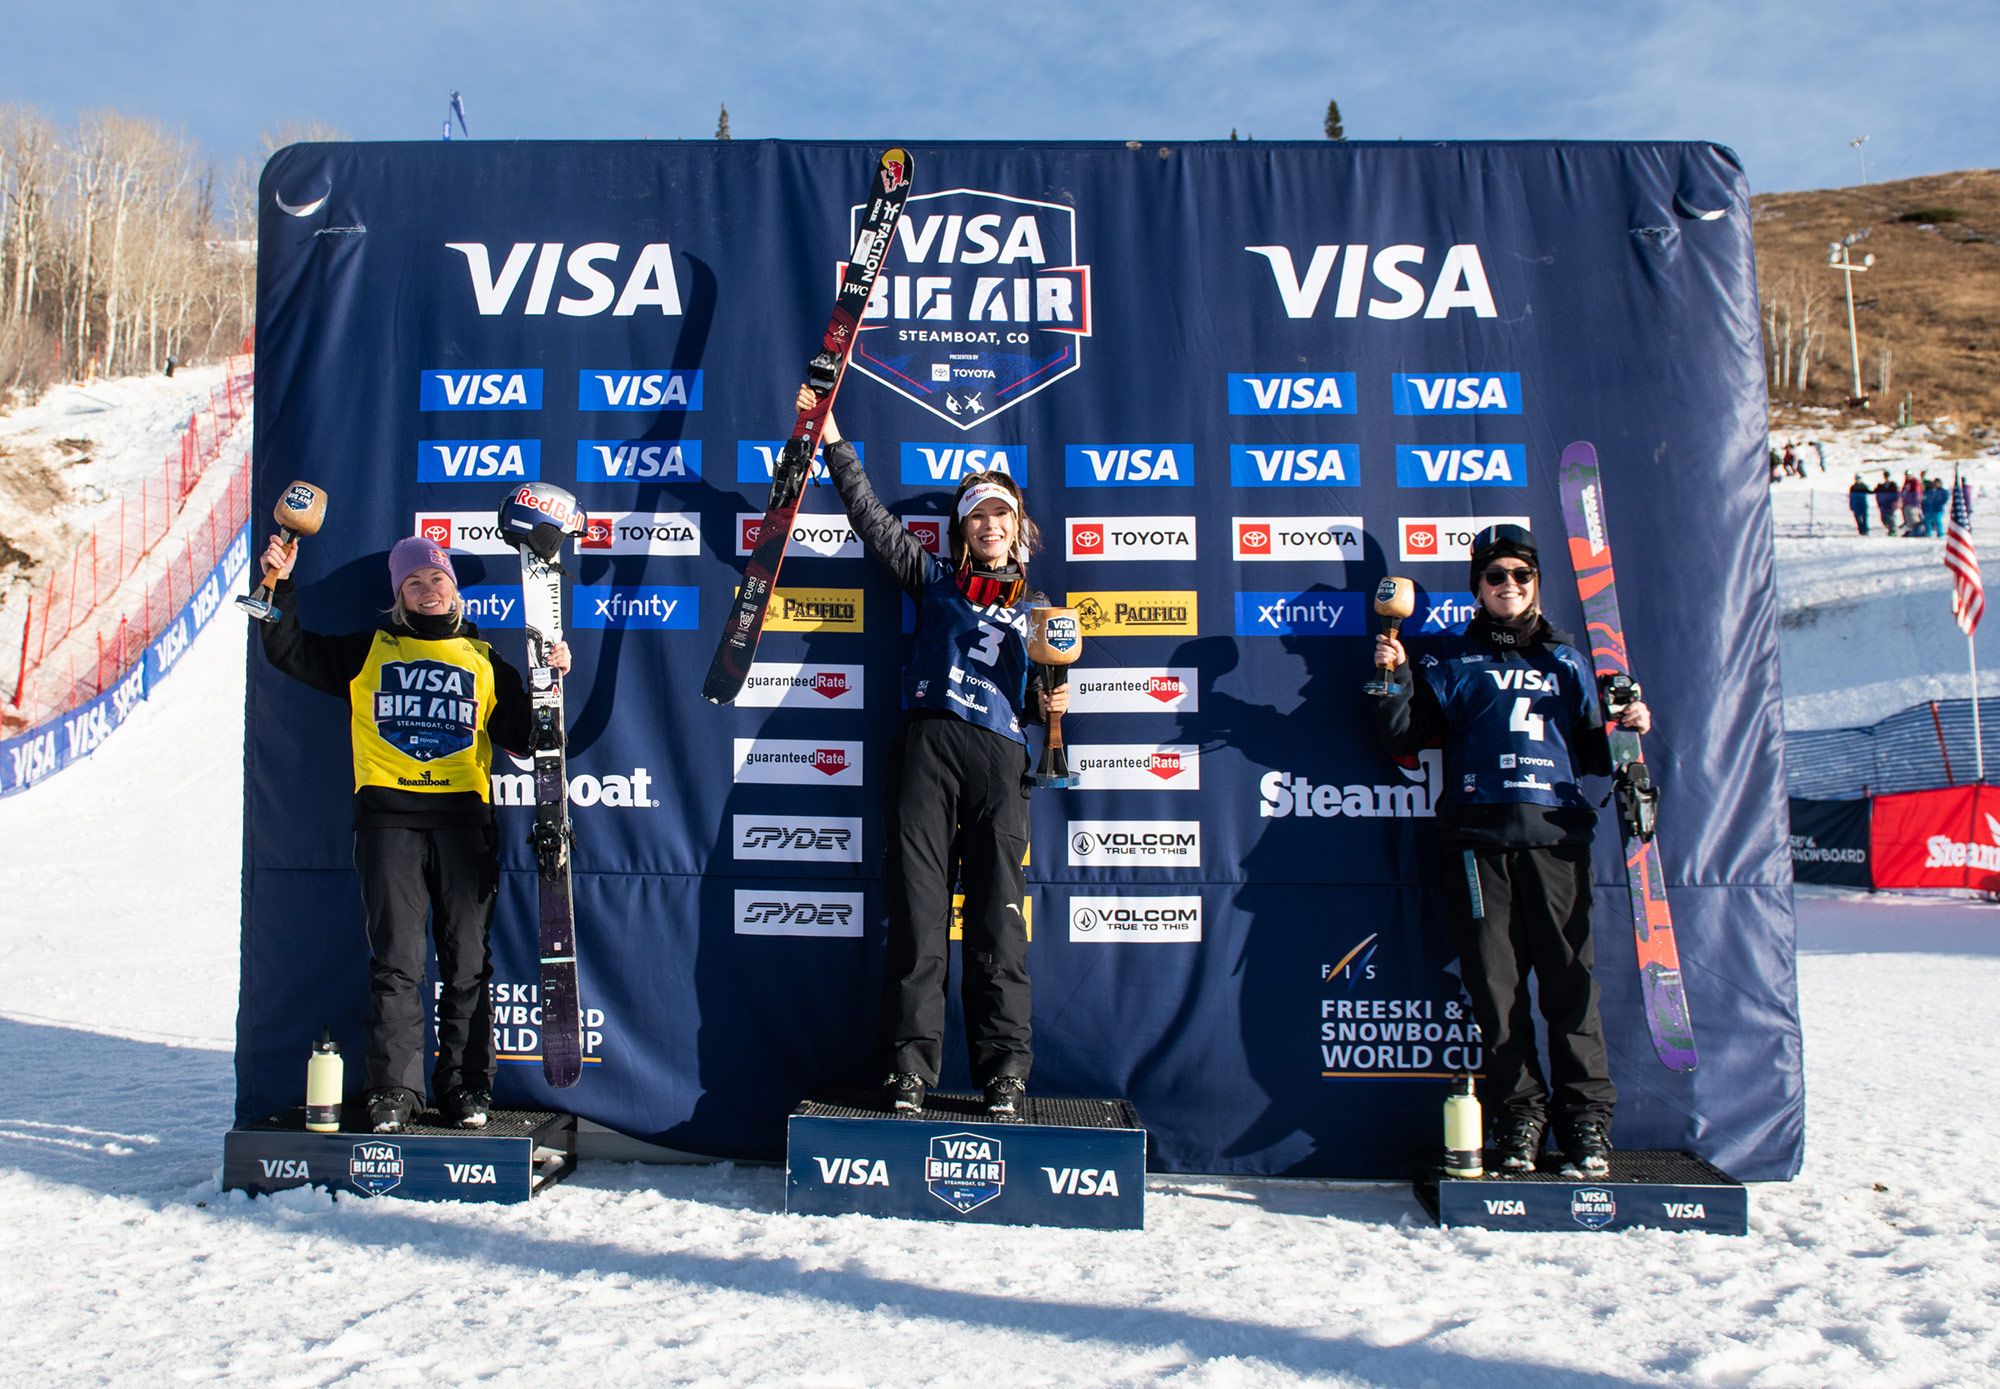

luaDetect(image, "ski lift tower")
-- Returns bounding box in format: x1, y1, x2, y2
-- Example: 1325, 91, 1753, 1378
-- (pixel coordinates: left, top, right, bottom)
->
1828, 232, 1875, 408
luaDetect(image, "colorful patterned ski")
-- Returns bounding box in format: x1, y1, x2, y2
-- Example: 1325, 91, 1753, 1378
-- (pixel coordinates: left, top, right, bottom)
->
703, 147, 914, 704
1558, 440, 1699, 1072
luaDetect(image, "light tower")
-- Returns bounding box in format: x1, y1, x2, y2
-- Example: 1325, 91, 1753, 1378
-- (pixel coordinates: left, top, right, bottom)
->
1827, 231, 1875, 406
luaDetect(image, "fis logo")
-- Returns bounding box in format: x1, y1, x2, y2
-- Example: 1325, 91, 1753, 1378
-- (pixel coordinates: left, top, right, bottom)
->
737, 513, 861, 560
1067, 517, 1198, 562
1067, 592, 1198, 637
1399, 515, 1531, 563
577, 369, 703, 411
928, 1133, 1006, 1212
848, 189, 1092, 431
570, 585, 698, 630
1066, 668, 1196, 713
1067, 744, 1201, 790
734, 889, 864, 937
900, 444, 1025, 485
1234, 592, 1362, 636
1391, 373, 1522, 415
575, 440, 702, 482
1229, 444, 1358, 487
419, 369, 544, 411
1232, 517, 1363, 562
417, 440, 540, 482
733, 815, 864, 863
813, 1156, 890, 1186
1067, 821, 1201, 867
1226, 373, 1357, 415
1395, 444, 1525, 487
735, 663, 864, 709
733, 737, 864, 786
736, 439, 861, 485
577, 511, 700, 556
492, 759, 656, 808
1244, 243, 1498, 320
446, 242, 683, 317
1064, 445, 1192, 487
1068, 895, 1202, 942
904, 516, 947, 556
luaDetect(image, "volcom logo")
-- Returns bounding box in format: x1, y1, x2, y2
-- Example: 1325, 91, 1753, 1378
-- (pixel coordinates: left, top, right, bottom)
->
848, 189, 1092, 430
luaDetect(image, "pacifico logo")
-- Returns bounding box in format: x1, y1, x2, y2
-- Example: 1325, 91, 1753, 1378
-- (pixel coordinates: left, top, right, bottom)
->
1066, 592, 1198, 637
747, 587, 864, 633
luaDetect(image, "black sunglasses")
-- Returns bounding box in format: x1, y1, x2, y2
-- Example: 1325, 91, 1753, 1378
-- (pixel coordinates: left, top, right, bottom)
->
1480, 565, 1536, 586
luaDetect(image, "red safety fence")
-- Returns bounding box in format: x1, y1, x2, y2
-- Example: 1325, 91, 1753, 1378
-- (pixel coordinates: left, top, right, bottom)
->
1868, 783, 2000, 892
5, 360, 254, 731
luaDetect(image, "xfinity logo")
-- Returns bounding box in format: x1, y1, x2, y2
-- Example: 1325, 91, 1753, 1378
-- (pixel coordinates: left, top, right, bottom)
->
1228, 444, 1358, 487
1226, 373, 1357, 415
1068, 744, 1200, 790
1066, 667, 1196, 713
1399, 516, 1532, 563
577, 369, 703, 411
1420, 593, 1478, 633
1233, 517, 1363, 562
737, 512, 861, 559
1391, 372, 1522, 415
1244, 244, 1498, 320
734, 889, 864, 937
734, 663, 864, 709
733, 815, 864, 863
417, 440, 540, 482
1067, 820, 1201, 867
576, 440, 703, 482
900, 443, 1025, 485
578, 511, 701, 556
1066, 517, 1197, 562
1234, 592, 1361, 636
1068, 895, 1202, 942
570, 586, 699, 630
457, 585, 523, 627
446, 242, 683, 317
419, 369, 544, 411
732, 738, 864, 786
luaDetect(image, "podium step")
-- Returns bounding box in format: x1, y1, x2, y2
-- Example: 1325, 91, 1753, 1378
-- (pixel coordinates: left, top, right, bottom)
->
1414, 1148, 1748, 1234
787, 1089, 1146, 1229
223, 1107, 577, 1204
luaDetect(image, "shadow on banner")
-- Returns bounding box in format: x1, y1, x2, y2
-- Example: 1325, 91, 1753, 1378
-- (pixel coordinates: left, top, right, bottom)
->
1870, 785, 2000, 891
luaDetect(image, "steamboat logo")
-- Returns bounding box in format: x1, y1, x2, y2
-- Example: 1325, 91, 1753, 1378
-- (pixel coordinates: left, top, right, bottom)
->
927, 1132, 1006, 1213
847, 188, 1092, 430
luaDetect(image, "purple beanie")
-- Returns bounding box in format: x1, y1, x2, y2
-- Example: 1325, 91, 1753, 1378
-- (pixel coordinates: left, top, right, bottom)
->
389, 536, 456, 594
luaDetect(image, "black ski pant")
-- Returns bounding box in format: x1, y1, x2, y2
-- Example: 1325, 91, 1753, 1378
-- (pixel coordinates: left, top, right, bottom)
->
879, 712, 1033, 1086
1439, 842, 1615, 1130
352, 824, 498, 1100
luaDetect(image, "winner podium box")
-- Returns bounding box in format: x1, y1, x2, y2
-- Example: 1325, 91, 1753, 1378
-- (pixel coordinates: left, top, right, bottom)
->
223, 1108, 577, 1204
787, 1090, 1146, 1229
1415, 1149, 1748, 1235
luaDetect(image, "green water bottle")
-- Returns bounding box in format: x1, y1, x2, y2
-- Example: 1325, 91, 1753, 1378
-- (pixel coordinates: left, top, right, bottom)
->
1443, 1073, 1483, 1179
305, 1027, 343, 1133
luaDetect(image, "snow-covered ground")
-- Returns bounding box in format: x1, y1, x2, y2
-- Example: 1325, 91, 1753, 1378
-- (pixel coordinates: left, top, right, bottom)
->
0, 391, 1997, 1385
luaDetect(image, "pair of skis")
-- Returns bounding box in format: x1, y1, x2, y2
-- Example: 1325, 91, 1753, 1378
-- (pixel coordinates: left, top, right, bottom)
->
1558, 441, 1699, 1073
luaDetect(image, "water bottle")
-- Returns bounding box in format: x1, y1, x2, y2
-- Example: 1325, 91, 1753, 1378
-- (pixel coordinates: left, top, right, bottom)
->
1443, 1073, 1483, 1178
306, 1027, 343, 1133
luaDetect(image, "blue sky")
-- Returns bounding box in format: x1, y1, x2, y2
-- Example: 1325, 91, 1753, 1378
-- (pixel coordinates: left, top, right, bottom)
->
2, 0, 1992, 194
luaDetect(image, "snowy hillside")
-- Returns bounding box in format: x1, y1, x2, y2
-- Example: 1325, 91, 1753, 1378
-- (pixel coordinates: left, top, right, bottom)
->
3, 389, 1999, 1385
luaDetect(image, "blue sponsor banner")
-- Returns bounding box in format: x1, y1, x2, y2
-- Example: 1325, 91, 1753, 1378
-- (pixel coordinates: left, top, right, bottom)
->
576, 439, 703, 482
1390, 372, 1522, 415
416, 439, 542, 483
459, 585, 525, 629
1226, 373, 1358, 415
578, 369, 704, 411
571, 585, 700, 630
1394, 444, 1527, 487
1234, 590, 1364, 636
736, 440, 858, 484
899, 443, 1027, 486
419, 369, 544, 411
1064, 445, 1193, 487
1228, 444, 1359, 487
1414, 590, 1478, 634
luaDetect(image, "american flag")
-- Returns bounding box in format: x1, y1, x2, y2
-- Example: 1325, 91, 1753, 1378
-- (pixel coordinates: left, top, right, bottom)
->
1947, 473, 1983, 636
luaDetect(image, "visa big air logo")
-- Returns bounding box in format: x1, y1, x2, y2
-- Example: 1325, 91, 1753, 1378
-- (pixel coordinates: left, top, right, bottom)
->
576, 440, 701, 482
418, 440, 540, 482
1227, 373, 1357, 414
419, 368, 543, 411
1391, 373, 1522, 414
1064, 445, 1192, 487
900, 443, 1025, 485
1399, 515, 1531, 563
1229, 445, 1358, 487
847, 189, 1091, 431
1395, 444, 1525, 486
736, 440, 860, 485
577, 369, 702, 410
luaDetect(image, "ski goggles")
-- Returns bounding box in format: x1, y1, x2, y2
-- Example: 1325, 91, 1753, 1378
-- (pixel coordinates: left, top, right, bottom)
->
1479, 565, 1537, 586
956, 564, 1025, 608
955, 482, 1020, 522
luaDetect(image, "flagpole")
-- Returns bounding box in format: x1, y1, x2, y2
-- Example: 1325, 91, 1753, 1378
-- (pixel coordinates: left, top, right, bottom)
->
1973, 633, 1985, 783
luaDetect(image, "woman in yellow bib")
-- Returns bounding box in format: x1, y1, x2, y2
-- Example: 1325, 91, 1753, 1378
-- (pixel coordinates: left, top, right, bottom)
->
260, 534, 569, 1134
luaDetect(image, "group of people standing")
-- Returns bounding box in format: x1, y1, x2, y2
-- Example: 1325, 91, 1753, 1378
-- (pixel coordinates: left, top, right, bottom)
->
1849, 470, 1949, 537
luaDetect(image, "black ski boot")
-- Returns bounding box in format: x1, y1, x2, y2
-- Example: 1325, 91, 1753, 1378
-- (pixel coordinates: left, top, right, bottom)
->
984, 1076, 1026, 1118
884, 1073, 926, 1113
1558, 1116, 1612, 1178
1491, 1109, 1547, 1173
442, 1088, 491, 1129
366, 1087, 419, 1134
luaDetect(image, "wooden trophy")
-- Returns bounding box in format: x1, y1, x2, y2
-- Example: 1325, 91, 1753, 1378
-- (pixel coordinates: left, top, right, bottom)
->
236, 481, 329, 622
1027, 606, 1082, 788
1362, 576, 1414, 696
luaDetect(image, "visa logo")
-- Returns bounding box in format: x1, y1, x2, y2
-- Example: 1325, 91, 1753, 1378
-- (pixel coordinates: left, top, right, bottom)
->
445, 242, 682, 317
1228, 444, 1357, 487
445, 1163, 497, 1184
419, 369, 544, 411
1041, 1166, 1122, 1196
812, 1156, 890, 1186
575, 440, 702, 481
1064, 445, 1191, 487
900, 443, 1025, 484
1484, 1198, 1526, 1215
1663, 1202, 1706, 1219
1391, 373, 1521, 415
417, 440, 540, 482
1395, 445, 1524, 486
1245, 243, 1498, 319
259, 1159, 311, 1179
736, 440, 861, 484
578, 370, 703, 411
1226, 373, 1357, 415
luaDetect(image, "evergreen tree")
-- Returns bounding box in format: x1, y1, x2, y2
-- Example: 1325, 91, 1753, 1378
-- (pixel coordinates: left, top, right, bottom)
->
716, 104, 732, 141
1324, 100, 1345, 141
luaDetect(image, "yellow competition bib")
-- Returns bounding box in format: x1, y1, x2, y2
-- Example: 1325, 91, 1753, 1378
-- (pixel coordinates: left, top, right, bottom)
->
348, 631, 499, 798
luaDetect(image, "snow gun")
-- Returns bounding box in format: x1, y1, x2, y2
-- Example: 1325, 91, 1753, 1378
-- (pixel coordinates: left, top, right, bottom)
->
236, 481, 328, 623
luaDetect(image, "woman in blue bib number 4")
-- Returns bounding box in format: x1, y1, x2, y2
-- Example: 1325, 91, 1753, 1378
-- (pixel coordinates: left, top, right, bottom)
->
804, 387, 1067, 1118
1372, 524, 1650, 1177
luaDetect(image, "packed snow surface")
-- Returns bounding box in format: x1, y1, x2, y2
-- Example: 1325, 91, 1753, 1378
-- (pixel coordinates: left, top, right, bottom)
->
2, 392, 1999, 1384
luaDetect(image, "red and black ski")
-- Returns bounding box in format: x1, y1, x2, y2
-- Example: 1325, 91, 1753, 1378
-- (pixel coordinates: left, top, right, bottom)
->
703, 147, 913, 705
1558, 440, 1699, 1072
